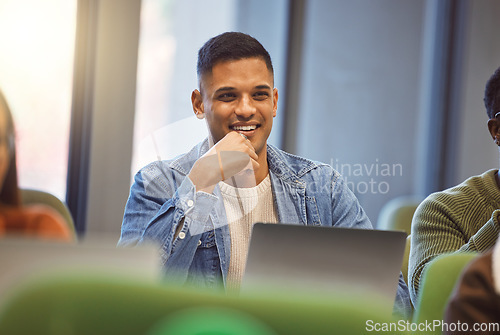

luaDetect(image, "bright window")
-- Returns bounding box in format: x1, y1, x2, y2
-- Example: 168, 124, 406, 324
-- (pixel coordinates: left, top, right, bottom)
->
0, 0, 76, 200
132, 0, 236, 175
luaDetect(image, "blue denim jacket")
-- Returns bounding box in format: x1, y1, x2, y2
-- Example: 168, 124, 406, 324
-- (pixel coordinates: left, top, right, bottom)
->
119, 139, 411, 317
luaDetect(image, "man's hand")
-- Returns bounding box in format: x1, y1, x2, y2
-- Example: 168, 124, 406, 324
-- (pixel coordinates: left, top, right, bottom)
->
188, 132, 259, 193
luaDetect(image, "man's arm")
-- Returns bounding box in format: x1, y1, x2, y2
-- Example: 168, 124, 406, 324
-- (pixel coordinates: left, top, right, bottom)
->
409, 196, 500, 304
119, 133, 257, 281
330, 171, 372, 229
118, 161, 219, 276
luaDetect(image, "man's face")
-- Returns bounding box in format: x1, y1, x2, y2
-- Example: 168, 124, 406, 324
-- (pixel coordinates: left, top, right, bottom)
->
197, 57, 278, 157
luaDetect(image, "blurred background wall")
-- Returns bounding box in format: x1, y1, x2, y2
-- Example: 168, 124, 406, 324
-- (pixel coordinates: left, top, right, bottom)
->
1, 0, 499, 236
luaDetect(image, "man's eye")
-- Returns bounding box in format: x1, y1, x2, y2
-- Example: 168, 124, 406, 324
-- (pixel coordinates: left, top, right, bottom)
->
218, 93, 236, 101
254, 92, 269, 100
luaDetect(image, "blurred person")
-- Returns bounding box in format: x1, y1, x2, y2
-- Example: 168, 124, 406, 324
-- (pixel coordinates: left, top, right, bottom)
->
409, 66, 500, 306
0, 89, 72, 242
119, 32, 411, 317
444, 240, 500, 335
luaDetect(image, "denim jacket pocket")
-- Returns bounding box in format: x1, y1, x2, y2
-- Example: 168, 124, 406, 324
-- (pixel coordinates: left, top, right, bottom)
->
305, 196, 321, 226
197, 230, 216, 248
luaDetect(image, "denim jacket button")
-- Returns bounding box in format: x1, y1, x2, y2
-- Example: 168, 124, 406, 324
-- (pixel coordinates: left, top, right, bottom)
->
197, 240, 202, 246
187, 199, 194, 207
178, 232, 186, 239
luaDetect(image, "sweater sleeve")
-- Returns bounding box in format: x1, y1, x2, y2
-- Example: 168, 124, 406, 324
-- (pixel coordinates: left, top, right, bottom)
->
457, 210, 500, 252
409, 191, 500, 305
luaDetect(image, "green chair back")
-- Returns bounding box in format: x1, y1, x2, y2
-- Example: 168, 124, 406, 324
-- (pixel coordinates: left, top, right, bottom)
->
412, 252, 478, 333
378, 196, 422, 235
148, 306, 277, 335
20, 188, 76, 236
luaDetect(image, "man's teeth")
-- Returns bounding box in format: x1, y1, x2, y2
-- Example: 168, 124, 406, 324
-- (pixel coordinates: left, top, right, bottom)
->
232, 125, 257, 131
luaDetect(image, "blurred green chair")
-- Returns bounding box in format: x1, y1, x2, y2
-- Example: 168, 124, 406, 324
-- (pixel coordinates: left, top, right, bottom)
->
377, 196, 422, 235
412, 252, 478, 334
0, 272, 409, 335
378, 196, 419, 297
20, 188, 76, 237
148, 306, 276, 335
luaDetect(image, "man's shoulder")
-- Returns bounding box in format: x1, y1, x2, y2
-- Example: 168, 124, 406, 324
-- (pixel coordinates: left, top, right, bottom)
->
426, 169, 497, 200
137, 140, 208, 178
267, 144, 336, 180
417, 169, 499, 216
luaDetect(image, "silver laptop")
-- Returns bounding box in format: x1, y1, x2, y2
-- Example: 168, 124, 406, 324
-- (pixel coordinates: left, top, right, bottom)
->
242, 223, 406, 309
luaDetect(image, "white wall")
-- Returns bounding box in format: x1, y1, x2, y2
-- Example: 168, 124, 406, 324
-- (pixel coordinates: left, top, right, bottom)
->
295, 0, 425, 225
456, 0, 500, 182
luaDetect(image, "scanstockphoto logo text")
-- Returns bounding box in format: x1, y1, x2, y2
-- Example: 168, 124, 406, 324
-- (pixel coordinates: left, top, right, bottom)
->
331, 158, 403, 195
366, 319, 500, 333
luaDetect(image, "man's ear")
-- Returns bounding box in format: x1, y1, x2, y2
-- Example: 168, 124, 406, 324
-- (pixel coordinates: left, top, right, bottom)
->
487, 118, 500, 145
191, 89, 204, 119
272, 88, 278, 117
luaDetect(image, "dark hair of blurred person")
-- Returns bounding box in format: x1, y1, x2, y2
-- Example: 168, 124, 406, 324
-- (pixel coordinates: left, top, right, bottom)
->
0, 89, 20, 207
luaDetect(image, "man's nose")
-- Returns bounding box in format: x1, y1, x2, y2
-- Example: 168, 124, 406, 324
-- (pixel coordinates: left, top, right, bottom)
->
235, 95, 256, 118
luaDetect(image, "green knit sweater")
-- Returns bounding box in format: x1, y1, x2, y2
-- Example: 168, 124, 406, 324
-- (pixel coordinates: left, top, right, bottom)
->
409, 169, 500, 305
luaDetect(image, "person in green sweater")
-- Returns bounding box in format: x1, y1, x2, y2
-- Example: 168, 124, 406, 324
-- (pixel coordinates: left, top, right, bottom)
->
408, 66, 500, 306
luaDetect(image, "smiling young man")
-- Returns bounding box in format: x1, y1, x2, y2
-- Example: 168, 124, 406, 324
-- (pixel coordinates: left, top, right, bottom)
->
119, 32, 411, 318
188, 54, 277, 191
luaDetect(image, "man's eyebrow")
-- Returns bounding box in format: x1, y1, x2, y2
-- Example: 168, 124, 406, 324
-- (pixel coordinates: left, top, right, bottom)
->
214, 87, 235, 94
255, 85, 272, 90
213, 84, 272, 95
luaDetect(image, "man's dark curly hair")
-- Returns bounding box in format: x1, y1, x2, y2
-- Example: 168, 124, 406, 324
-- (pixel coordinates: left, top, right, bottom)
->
484, 66, 500, 119
197, 32, 273, 84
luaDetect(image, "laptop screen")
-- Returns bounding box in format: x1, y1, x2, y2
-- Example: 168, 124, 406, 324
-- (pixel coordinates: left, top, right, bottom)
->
242, 223, 406, 309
